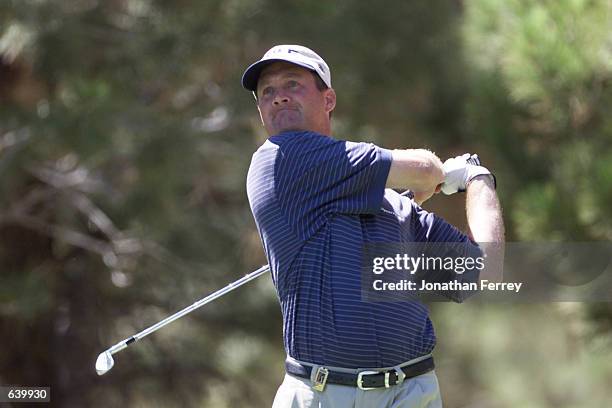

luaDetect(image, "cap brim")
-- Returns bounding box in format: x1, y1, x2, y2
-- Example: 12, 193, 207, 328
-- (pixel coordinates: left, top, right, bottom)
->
241, 60, 276, 92
241, 59, 317, 92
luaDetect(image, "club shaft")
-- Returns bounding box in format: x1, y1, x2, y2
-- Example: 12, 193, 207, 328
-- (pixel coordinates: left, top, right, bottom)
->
108, 265, 270, 355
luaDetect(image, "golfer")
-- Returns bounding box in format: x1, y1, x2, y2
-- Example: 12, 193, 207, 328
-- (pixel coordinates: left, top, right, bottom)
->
242, 45, 504, 408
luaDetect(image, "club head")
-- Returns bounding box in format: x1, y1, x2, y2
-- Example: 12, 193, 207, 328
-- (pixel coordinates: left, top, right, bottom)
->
95, 350, 114, 376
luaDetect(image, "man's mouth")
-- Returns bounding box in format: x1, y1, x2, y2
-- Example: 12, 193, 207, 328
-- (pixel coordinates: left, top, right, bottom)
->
274, 107, 298, 116
272, 108, 300, 123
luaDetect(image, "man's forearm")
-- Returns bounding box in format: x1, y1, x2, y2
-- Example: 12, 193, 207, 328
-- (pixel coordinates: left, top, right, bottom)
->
386, 149, 445, 192
466, 175, 504, 242
466, 175, 504, 282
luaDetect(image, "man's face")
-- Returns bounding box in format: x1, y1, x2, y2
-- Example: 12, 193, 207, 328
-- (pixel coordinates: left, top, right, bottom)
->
256, 62, 335, 136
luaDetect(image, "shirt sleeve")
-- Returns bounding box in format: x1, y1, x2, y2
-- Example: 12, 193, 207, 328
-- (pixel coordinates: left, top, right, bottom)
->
275, 133, 392, 241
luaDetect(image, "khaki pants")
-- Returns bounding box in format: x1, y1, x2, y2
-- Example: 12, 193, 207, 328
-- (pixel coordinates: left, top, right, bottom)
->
272, 359, 442, 408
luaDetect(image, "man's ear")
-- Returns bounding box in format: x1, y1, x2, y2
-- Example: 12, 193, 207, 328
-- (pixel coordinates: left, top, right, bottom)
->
324, 88, 336, 114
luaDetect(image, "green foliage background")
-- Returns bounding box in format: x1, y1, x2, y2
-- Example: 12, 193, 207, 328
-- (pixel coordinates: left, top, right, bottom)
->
1, 0, 611, 406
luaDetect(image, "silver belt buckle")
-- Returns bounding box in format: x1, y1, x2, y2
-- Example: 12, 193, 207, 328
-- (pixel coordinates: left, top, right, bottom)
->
357, 370, 387, 390
394, 367, 406, 385
312, 367, 329, 392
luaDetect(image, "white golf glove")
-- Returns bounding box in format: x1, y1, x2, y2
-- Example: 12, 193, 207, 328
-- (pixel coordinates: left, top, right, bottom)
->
441, 153, 495, 195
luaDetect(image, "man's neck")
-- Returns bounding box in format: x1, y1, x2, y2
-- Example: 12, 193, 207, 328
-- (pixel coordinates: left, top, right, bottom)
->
270, 126, 331, 137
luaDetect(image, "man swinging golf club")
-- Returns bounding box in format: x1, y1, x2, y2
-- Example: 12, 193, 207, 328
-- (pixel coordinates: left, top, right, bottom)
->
242, 45, 504, 407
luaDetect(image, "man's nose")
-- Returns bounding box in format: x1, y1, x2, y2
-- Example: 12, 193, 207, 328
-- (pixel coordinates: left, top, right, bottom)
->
272, 91, 290, 105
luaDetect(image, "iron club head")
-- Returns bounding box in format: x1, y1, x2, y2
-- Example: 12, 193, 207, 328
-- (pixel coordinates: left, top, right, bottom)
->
95, 350, 114, 376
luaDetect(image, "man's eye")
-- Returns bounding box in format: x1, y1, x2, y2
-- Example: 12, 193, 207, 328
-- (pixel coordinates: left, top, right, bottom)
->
287, 80, 298, 88
261, 87, 273, 96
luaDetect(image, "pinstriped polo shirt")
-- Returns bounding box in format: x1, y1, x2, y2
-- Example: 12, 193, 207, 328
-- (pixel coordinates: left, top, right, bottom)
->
247, 130, 480, 368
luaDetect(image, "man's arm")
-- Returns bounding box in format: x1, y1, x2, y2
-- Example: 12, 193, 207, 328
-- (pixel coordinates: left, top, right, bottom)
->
466, 175, 504, 243
466, 175, 505, 283
386, 149, 445, 193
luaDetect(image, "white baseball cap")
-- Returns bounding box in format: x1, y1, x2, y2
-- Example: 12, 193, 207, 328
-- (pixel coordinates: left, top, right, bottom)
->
241, 45, 331, 92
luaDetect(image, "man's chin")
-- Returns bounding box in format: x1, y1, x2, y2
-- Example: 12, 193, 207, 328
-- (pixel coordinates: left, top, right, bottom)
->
270, 113, 306, 134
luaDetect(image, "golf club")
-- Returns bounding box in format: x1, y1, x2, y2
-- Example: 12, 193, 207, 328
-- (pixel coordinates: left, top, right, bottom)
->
95, 264, 270, 376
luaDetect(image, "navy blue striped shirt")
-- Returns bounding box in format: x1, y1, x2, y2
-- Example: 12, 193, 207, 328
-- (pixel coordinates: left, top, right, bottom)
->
247, 131, 479, 368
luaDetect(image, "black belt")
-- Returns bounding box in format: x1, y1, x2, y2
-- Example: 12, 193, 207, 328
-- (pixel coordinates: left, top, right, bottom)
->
285, 356, 434, 391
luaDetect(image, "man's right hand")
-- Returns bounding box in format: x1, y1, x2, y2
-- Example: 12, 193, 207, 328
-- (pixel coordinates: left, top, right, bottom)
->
440, 153, 495, 195
387, 149, 445, 192
413, 184, 442, 206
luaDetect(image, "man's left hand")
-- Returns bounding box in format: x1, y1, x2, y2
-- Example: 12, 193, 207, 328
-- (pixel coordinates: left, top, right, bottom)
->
441, 153, 494, 195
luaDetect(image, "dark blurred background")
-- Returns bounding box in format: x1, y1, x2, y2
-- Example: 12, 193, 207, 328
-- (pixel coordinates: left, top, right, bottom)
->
1, 0, 611, 406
